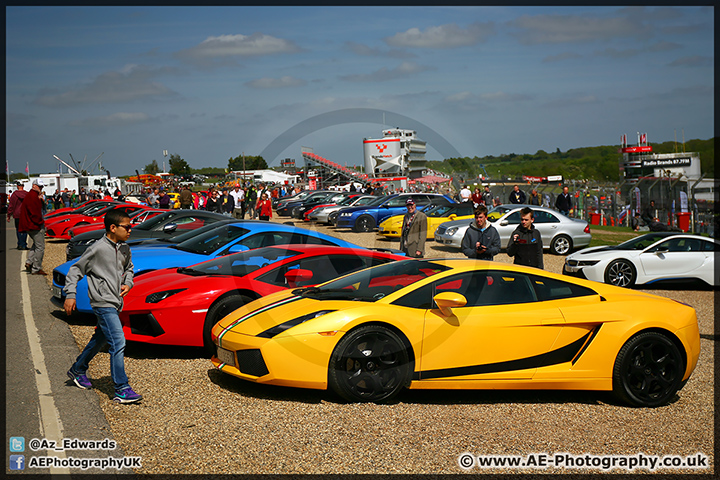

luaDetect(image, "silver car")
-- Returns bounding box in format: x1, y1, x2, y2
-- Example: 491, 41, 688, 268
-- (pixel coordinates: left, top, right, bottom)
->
308, 195, 377, 224
434, 205, 592, 255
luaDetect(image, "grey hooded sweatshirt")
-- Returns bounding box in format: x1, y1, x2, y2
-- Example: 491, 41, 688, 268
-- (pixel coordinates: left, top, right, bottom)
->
64, 235, 134, 310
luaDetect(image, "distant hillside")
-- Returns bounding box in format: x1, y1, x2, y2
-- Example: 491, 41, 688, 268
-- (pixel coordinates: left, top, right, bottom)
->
427, 137, 715, 182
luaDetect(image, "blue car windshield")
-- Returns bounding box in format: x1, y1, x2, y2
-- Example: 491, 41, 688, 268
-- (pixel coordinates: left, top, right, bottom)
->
294, 259, 449, 302
173, 225, 251, 255
178, 247, 302, 277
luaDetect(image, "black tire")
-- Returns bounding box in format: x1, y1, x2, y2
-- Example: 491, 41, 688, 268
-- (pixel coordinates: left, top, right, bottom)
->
604, 259, 636, 287
203, 295, 252, 357
550, 234, 572, 255
328, 212, 339, 225
354, 215, 375, 233
612, 332, 684, 407
328, 325, 411, 403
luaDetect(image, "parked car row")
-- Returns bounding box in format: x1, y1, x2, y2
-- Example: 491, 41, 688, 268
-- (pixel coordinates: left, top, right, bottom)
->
44, 193, 710, 407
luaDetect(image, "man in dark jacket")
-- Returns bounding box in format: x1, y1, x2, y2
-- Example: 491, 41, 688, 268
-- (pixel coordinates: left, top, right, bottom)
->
555, 186, 573, 216
19, 179, 47, 274
509, 185, 526, 204
179, 185, 193, 209
7, 182, 28, 250
506, 207, 543, 269
461, 205, 501, 260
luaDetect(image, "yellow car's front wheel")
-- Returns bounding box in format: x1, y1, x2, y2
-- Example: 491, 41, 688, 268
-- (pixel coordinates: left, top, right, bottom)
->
328, 325, 411, 403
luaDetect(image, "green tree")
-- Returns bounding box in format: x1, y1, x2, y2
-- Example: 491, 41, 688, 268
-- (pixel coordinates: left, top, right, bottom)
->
168, 154, 191, 176
144, 159, 160, 175
228, 155, 268, 171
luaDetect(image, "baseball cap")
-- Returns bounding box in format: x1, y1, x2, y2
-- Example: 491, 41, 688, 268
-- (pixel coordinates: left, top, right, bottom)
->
406, 198, 415, 206
32, 178, 45, 187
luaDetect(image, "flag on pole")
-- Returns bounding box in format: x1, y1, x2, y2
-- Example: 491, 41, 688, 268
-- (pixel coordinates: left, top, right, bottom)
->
640, 133, 647, 145
25, 162, 29, 175
621, 134, 626, 147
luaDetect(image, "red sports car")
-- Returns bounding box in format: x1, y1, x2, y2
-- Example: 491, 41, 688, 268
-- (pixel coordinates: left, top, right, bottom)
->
46, 203, 147, 239
44, 199, 118, 220
67, 208, 162, 238
119, 244, 404, 354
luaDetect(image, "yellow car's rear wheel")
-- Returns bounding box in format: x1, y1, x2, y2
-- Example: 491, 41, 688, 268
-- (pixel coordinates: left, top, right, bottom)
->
328, 325, 410, 403
612, 332, 684, 407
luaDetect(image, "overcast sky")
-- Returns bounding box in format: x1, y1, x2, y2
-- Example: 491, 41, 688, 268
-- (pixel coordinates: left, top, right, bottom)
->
6, 5, 714, 177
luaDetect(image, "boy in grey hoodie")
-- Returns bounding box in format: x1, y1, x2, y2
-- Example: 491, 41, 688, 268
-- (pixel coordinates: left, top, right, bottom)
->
461, 205, 501, 260
65, 209, 142, 403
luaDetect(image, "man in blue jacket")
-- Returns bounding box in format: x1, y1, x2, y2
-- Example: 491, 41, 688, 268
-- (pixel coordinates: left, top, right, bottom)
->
65, 209, 142, 404
461, 205, 501, 260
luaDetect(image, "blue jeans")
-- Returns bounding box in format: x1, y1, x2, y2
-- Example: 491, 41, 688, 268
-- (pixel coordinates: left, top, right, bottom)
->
14, 218, 28, 249
71, 307, 129, 391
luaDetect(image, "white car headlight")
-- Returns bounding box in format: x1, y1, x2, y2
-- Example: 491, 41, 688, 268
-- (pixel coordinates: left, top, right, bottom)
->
446, 227, 458, 235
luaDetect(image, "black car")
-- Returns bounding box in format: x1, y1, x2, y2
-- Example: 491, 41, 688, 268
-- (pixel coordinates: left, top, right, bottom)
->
292, 191, 361, 219
276, 190, 336, 217
65, 209, 228, 260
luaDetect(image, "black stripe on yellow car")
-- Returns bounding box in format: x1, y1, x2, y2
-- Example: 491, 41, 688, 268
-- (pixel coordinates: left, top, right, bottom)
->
571, 324, 602, 365
414, 329, 595, 381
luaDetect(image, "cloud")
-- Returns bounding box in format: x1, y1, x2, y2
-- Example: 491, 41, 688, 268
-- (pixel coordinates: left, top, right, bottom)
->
442, 90, 532, 112
593, 47, 640, 59
645, 41, 682, 52
175, 33, 301, 66
69, 112, 152, 128
245, 76, 307, 89
510, 14, 650, 44
542, 52, 582, 63
385, 22, 495, 49
344, 41, 413, 59
340, 61, 434, 82
543, 94, 600, 108
33, 65, 179, 108
667, 56, 713, 67
6, 112, 36, 129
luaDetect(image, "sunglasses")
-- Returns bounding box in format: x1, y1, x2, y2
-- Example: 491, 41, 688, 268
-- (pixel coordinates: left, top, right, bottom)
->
116, 224, 132, 231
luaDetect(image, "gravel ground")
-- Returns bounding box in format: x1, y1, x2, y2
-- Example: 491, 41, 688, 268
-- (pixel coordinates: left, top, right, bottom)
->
41, 219, 714, 474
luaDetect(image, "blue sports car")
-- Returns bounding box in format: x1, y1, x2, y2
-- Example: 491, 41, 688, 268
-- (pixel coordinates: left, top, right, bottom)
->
52, 222, 362, 314
335, 193, 455, 232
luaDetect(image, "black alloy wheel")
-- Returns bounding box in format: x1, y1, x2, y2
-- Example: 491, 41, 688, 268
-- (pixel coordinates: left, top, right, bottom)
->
612, 332, 684, 407
328, 325, 411, 403
354, 215, 375, 233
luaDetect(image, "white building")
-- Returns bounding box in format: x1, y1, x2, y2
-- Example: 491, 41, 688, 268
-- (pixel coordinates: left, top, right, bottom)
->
363, 128, 427, 177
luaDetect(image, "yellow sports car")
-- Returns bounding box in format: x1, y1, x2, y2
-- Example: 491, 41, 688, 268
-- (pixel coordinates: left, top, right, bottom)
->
211, 259, 700, 407
377, 202, 475, 239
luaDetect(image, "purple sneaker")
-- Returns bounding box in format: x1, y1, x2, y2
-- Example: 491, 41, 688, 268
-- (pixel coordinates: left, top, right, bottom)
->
67, 369, 92, 389
113, 387, 143, 404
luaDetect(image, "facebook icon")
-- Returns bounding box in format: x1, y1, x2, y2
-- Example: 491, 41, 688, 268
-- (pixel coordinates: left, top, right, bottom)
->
10, 455, 25, 470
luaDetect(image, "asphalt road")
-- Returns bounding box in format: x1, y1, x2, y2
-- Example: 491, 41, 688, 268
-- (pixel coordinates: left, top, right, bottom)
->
4, 224, 133, 475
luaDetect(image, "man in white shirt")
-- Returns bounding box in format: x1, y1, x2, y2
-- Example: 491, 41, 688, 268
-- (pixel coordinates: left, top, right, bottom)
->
459, 185, 472, 203
229, 185, 245, 219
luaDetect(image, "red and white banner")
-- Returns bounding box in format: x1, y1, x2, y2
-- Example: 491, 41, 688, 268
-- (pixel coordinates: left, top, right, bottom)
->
622, 146, 653, 153
640, 133, 647, 145
25, 162, 29, 174
522, 175, 544, 183
621, 134, 627, 147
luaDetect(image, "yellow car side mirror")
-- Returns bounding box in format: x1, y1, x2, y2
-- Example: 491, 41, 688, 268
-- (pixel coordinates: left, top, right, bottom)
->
433, 292, 467, 316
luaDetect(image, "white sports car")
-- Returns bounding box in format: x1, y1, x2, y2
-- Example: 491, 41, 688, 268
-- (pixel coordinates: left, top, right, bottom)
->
563, 232, 718, 287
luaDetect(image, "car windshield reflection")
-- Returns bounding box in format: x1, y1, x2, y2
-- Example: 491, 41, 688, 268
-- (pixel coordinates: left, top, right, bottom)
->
294, 260, 450, 302
178, 247, 301, 277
